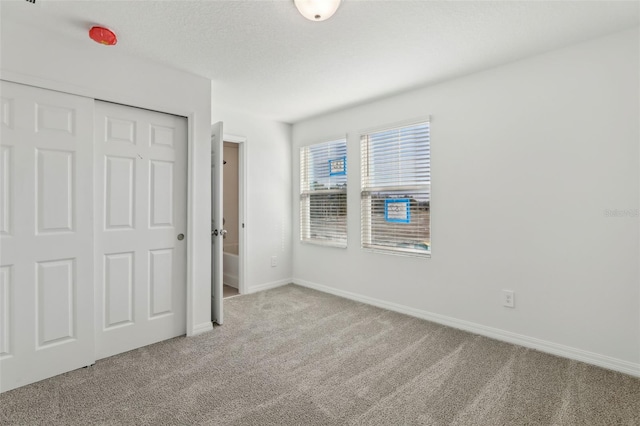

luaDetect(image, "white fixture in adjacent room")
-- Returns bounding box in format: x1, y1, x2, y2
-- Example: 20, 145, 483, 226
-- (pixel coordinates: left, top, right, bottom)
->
294, 0, 341, 21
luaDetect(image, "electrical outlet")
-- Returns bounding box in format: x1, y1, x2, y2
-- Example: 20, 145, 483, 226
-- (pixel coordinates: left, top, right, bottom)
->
271, 256, 277, 267
502, 290, 515, 308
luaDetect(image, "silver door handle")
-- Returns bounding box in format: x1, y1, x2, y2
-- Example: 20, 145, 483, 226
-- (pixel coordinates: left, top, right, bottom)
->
220, 229, 227, 237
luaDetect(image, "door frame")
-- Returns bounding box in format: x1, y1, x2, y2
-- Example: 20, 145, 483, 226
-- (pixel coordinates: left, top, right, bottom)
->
0, 71, 211, 338
222, 134, 247, 295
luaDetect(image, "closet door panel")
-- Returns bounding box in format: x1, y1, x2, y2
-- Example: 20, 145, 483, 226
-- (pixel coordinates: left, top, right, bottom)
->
0, 80, 94, 393
94, 101, 187, 360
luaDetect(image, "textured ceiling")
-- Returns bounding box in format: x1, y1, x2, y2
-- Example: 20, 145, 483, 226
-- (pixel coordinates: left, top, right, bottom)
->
1, 1, 639, 123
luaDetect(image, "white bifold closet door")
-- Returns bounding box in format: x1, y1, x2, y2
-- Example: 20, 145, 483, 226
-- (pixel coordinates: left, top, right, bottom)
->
0, 81, 95, 392
94, 101, 187, 360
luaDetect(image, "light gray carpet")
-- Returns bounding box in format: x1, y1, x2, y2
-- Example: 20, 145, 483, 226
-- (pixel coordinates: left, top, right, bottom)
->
1, 284, 639, 425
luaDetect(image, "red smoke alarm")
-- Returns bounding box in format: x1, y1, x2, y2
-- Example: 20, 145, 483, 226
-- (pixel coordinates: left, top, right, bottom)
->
89, 26, 117, 46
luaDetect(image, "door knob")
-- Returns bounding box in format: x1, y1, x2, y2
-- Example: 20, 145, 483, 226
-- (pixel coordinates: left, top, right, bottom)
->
177, 233, 185, 241
220, 229, 227, 237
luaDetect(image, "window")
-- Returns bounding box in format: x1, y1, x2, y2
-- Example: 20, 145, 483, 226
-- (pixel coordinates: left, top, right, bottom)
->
361, 121, 431, 255
300, 139, 347, 247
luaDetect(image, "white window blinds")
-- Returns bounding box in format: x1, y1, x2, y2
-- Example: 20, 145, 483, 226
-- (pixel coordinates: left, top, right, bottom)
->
361, 121, 430, 255
300, 139, 347, 247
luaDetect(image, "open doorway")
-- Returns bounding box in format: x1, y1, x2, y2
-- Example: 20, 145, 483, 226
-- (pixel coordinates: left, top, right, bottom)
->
221, 136, 246, 298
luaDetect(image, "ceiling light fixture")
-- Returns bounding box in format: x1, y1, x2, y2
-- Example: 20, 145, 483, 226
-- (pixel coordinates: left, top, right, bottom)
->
294, 0, 342, 22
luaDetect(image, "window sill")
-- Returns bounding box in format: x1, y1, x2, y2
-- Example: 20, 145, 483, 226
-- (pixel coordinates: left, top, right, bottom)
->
362, 246, 431, 259
301, 239, 347, 249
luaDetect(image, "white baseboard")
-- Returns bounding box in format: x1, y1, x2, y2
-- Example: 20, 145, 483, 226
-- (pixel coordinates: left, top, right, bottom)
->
223, 273, 239, 288
293, 278, 640, 378
246, 278, 291, 294
189, 321, 214, 336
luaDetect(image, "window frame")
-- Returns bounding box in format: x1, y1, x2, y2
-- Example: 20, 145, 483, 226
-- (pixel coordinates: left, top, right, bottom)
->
299, 138, 348, 248
360, 118, 431, 257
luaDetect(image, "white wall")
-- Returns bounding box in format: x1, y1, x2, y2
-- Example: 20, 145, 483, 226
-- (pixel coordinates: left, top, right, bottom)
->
211, 103, 293, 291
292, 28, 640, 375
0, 20, 213, 335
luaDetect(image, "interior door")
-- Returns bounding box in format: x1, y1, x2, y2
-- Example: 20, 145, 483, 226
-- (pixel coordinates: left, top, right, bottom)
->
211, 122, 223, 324
0, 81, 95, 392
94, 101, 187, 360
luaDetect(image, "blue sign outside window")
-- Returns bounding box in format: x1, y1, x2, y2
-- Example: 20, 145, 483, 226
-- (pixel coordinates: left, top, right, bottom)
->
385, 199, 411, 223
329, 156, 347, 176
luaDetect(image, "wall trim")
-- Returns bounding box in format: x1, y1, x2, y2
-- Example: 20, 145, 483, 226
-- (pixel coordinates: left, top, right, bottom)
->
190, 321, 214, 336
246, 279, 292, 294
293, 278, 640, 378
